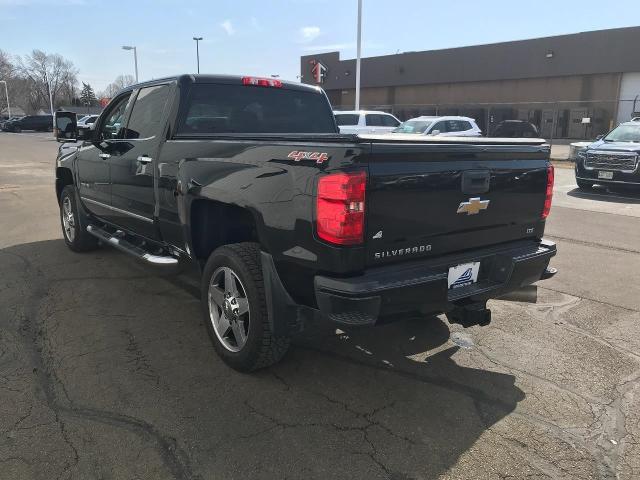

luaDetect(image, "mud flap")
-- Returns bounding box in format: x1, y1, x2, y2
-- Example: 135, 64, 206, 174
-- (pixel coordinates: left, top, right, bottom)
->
260, 252, 309, 336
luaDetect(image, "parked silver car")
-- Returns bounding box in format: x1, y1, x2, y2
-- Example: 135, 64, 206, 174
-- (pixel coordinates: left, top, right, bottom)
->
393, 116, 482, 137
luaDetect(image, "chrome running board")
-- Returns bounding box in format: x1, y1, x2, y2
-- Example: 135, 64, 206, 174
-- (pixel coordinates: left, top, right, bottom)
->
86, 225, 178, 266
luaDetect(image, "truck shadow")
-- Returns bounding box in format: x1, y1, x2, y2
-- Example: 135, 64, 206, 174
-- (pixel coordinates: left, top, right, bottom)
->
568, 186, 640, 203
0, 239, 525, 480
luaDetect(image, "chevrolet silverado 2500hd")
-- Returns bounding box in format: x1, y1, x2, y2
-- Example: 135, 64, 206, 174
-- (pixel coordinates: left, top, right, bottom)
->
55, 74, 557, 371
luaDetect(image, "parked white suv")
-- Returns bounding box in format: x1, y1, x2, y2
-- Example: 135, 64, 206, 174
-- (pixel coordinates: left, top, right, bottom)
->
334, 110, 401, 134
393, 116, 482, 137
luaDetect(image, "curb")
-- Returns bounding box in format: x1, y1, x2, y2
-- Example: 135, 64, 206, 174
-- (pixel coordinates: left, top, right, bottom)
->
551, 159, 574, 169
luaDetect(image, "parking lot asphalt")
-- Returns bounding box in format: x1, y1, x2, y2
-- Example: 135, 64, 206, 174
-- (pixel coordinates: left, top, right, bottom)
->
1, 131, 639, 480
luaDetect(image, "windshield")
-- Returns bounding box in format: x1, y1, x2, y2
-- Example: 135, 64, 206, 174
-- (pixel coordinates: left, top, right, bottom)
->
393, 120, 433, 134
604, 124, 640, 143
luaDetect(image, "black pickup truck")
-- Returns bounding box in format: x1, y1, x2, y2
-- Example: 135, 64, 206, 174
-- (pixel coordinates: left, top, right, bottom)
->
55, 74, 557, 371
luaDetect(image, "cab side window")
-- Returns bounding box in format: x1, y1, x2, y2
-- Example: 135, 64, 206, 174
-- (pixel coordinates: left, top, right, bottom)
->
382, 115, 400, 127
335, 114, 360, 126
124, 85, 171, 139
100, 94, 131, 140
365, 114, 385, 127
431, 121, 448, 133
457, 120, 472, 131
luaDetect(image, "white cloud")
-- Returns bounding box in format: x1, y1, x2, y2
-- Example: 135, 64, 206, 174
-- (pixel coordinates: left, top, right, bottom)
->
220, 20, 235, 36
299, 26, 320, 42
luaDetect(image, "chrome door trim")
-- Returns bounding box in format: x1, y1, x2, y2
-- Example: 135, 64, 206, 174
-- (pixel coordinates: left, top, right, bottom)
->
81, 197, 154, 224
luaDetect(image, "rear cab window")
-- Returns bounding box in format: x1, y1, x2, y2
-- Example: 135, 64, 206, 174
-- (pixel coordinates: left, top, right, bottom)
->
178, 83, 337, 135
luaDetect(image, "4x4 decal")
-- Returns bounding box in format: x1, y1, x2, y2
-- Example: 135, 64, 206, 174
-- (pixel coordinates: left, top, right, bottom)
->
287, 151, 329, 164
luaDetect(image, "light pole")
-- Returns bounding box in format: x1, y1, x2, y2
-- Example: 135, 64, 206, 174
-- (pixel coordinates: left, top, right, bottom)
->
122, 45, 139, 83
355, 0, 363, 111
0, 80, 10, 118
43, 70, 54, 130
193, 37, 203, 74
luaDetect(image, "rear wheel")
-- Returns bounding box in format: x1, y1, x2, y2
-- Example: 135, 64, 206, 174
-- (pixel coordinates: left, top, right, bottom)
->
59, 186, 100, 252
201, 243, 290, 371
576, 179, 593, 191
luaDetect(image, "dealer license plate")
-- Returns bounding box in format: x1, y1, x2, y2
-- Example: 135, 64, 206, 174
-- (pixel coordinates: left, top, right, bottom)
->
447, 262, 480, 289
598, 171, 614, 180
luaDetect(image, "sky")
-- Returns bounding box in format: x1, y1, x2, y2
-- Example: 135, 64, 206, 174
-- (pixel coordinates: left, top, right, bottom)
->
0, 0, 638, 92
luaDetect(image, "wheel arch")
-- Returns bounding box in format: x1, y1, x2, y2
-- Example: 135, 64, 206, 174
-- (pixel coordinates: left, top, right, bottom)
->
55, 167, 75, 204
189, 199, 264, 265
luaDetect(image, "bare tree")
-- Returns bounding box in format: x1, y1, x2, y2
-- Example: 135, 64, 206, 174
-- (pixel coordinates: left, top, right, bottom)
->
0, 50, 16, 114
100, 74, 135, 98
15, 49, 79, 113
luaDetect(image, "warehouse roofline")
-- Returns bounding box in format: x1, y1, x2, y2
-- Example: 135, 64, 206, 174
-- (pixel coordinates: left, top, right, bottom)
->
300, 26, 640, 90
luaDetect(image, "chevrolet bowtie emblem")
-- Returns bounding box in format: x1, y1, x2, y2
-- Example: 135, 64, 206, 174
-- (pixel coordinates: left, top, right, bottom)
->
457, 197, 490, 215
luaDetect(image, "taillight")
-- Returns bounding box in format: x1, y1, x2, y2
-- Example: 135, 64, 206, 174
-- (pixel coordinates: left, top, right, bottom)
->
242, 76, 283, 88
316, 171, 366, 245
542, 164, 554, 219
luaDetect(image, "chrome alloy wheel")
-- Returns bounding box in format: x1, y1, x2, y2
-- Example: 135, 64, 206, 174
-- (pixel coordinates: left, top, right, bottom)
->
208, 267, 250, 352
62, 196, 76, 242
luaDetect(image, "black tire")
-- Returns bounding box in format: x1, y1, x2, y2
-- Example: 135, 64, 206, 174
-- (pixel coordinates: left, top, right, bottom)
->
14, 127, 21, 133
576, 179, 593, 191
201, 242, 290, 372
59, 186, 100, 252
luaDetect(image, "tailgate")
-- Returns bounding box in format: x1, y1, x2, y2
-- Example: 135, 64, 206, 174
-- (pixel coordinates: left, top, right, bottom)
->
363, 139, 550, 266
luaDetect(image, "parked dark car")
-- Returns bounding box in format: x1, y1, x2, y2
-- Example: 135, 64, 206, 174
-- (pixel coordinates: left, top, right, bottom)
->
0, 116, 23, 129
3, 115, 53, 132
575, 119, 640, 190
490, 120, 539, 138
55, 74, 557, 371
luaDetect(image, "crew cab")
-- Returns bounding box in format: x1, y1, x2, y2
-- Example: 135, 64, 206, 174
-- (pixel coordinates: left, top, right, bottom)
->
334, 110, 401, 134
55, 74, 557, 371
575, 119, 640, 190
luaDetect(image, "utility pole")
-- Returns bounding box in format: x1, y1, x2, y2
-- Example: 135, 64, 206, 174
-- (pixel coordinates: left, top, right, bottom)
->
0, 80, 10, 118
193, 37, 203, 73
44, 70, 54, 129
355, 0, 363, 111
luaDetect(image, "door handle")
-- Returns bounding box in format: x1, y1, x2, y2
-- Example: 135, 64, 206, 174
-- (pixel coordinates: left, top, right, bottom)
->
137, 156, 152, 164
98, 153, 111, 159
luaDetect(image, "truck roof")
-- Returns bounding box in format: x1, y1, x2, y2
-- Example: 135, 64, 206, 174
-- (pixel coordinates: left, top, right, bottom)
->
117, 74, 322, 94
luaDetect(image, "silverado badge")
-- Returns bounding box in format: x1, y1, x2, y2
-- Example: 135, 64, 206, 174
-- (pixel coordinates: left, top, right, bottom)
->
457, 197, 490, 215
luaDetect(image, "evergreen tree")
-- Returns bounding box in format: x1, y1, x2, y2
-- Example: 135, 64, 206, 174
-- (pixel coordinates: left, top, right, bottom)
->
80, 82, 97, 107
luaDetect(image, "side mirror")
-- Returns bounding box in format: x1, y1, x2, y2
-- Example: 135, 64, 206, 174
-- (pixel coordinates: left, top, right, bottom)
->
54, 111, 77, 142
430, 129, 441, 136
595, 134, 604, 141
77, 124, 96, 142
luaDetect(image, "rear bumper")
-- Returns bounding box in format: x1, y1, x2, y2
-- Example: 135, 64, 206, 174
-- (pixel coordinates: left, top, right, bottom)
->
314, 239, 557, 326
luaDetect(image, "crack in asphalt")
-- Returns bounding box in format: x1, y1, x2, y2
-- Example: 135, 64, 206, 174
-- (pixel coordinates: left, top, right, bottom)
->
4, 249, 203, 480
2, 242, 640, 479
